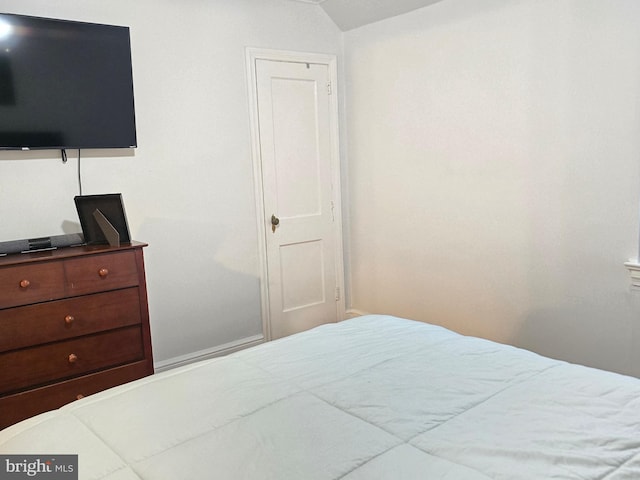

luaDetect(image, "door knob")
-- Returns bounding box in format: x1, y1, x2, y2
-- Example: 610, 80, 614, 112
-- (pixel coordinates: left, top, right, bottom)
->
271, 214, 280, 233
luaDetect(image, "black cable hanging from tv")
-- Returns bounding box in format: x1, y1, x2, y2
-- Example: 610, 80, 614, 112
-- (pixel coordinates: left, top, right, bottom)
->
77, 149, 83, 196
62, 148, 83, 194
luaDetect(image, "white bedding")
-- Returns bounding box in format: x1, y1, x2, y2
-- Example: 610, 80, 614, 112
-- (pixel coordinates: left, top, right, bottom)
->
1, 314, 639, 479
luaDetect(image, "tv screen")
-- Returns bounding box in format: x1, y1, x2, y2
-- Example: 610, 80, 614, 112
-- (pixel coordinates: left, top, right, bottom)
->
0, 13, 137, 150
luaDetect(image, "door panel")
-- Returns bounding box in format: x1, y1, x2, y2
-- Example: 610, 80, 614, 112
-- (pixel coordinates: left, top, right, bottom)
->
271, 77, 322, 217
280, 239, 325, 312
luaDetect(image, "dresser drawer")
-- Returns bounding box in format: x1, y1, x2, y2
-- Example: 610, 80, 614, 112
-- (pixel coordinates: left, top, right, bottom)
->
0, 326, 144, 395
0, 262, 65, 308
0, 360, 152, 429
0, 288, 142, 352
64, 250, 139, 296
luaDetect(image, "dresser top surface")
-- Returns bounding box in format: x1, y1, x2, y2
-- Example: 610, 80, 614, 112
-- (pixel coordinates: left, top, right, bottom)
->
0, 241, 147, 267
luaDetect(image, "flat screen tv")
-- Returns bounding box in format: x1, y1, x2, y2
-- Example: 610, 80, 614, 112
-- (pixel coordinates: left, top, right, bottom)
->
0, 13, 136, 150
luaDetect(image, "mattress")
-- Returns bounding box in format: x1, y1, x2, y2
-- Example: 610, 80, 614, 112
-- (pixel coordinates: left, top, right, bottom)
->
1, 314, 639, 479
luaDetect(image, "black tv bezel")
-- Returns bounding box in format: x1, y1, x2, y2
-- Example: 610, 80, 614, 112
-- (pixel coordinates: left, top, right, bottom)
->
0, 12, 137, 151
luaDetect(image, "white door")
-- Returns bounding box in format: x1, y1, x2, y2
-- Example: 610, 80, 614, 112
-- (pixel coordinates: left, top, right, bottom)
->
247, 50, 344, 340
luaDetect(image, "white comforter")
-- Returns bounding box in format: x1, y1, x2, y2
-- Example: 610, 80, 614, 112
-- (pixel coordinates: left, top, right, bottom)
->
1, 315, 639, 479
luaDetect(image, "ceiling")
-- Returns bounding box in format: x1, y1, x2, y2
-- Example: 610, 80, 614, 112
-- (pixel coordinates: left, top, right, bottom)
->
289, 0, 446, 31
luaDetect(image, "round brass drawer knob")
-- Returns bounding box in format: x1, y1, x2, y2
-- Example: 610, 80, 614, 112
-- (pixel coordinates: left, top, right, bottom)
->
68, 353, 78, 364
64, 315, 75, 325
98, 268, 109, 278
19, 279, 30, 288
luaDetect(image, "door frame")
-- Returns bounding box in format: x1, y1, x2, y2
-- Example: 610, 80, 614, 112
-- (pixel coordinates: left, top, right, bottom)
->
245, 47, 345, 341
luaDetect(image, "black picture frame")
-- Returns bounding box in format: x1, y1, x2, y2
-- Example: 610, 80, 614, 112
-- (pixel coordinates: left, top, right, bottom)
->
74, 193, 131, 245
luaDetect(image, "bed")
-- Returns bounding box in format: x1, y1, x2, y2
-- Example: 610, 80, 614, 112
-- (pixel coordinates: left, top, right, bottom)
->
1, 314, 639, 479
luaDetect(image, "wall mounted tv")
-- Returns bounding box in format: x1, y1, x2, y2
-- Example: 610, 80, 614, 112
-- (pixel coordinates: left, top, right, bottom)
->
0, 13, 136, 150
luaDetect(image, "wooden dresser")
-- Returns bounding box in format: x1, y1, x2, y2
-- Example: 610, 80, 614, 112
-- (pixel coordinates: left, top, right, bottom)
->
0, 241, 153, 429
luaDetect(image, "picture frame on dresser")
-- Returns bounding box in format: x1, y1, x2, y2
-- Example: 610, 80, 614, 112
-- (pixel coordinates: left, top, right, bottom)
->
75, 193, 131, 246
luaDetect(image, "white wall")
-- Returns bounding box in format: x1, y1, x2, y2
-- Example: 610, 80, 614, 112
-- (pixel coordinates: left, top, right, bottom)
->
4, 0, 639, 379
345, 0, 640, 377
0, 0, 343, 365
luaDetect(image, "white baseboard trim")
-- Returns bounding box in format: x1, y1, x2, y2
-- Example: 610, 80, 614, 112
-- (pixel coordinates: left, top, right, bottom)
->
345, 308, 370, 318
153, 334, 265, 373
